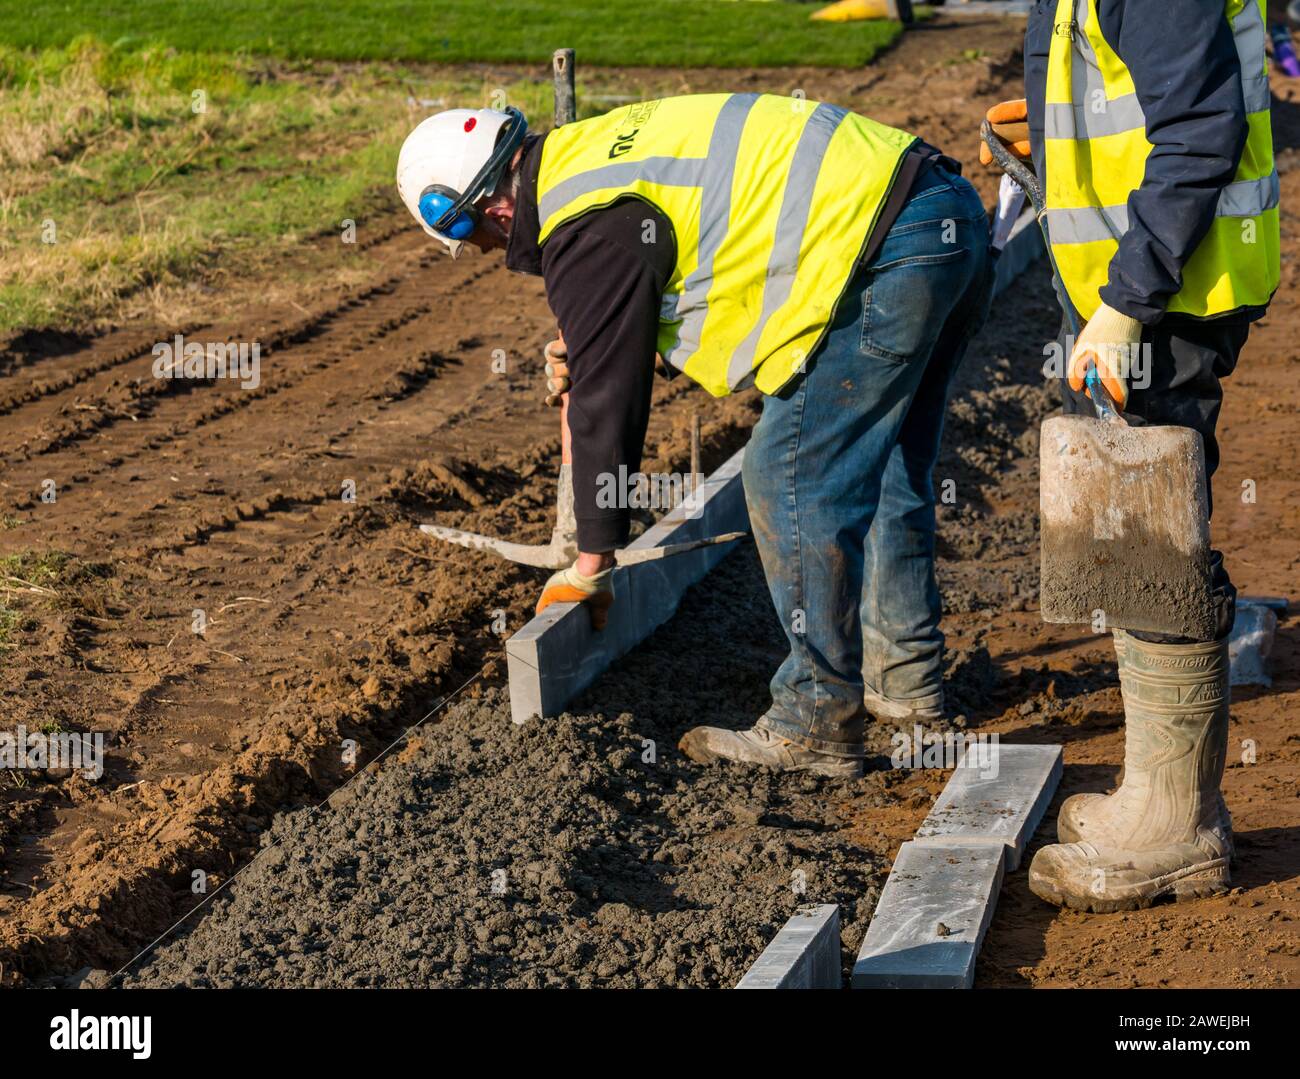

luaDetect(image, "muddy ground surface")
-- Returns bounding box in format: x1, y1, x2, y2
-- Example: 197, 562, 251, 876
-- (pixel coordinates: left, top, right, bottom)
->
122, 259, 1056, 987
125, 551, 891, 989
5, 14, 1298, 988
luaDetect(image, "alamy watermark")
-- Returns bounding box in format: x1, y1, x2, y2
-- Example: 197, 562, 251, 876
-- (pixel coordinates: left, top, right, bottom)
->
890, 726, 1000, 779
1042, 336, 1152, 390
50, 1010, 150, 1059
152, 334, 261, 390
595, 465, 706, 519
1, 725, 105, 780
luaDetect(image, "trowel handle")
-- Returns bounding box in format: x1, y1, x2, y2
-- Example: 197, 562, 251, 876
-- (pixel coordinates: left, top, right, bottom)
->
1084, 360, 1126, 426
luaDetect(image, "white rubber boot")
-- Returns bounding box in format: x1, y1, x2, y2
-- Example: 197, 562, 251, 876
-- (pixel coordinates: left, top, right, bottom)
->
1030, 635, 1232, 913
1057, 632, 1232, 845
1055, 632, 1128, 843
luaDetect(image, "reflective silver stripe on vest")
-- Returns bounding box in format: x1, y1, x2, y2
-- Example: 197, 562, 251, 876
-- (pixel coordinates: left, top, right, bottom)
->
1217, 167, 1279, 216
1047, 167, 1279, 243
724, 103, 848, 388
1241, 72, 1270, 114
537, 156, 706, 224
1044, 93, 1144, 139
664, 92, 760, 370
1046, 203, 1128, 244
1234, 2, 1270, 112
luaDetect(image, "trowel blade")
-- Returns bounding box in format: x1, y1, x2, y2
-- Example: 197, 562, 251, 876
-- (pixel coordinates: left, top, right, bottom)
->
1039, 415, 1216, 640
417, 524, 572, 568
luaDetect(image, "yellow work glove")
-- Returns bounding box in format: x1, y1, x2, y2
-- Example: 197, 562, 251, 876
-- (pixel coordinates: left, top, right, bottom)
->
543, 337, 569, 407
536, 561, 614, 630
979, 98, 1031, 166
1067, 302, 1143, 409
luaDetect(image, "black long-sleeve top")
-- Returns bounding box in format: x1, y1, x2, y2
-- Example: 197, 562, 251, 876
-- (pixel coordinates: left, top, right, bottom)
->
506, 134, 676, 552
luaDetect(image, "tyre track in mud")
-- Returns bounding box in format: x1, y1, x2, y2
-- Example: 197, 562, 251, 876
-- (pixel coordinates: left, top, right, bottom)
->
0, 210, 762, 983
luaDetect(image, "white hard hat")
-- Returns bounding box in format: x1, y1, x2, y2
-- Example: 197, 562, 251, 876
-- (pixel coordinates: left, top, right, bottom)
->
395, 106, 527, 258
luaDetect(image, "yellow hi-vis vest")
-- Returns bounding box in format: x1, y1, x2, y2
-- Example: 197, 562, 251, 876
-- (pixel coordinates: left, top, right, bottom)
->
536, 93, 916, 397
1045, 0, 1279, 321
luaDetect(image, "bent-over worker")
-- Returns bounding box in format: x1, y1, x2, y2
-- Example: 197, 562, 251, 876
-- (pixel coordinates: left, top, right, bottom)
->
397, 93, 993, 778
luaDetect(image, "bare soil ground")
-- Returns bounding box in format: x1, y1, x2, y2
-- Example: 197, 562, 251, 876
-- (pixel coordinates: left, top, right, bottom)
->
2, 15, 1295, 988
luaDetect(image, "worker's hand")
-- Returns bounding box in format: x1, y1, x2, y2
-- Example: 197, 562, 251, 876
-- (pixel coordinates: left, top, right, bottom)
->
979, 99, 1031, 166
536, 558, 615, 630
544, 337, 569, 407
1067, 302, 1143, 409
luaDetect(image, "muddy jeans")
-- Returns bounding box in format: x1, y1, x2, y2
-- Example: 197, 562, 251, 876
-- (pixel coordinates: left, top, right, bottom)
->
1057, 313, 1251, 642
745, 164, 994, 757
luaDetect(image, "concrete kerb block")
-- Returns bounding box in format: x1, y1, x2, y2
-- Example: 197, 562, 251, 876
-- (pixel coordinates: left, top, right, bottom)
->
852, 842, 1004, 989
735, 904, 842, 989
852, 744, 1062, 988
914, 743, 1063, 870
506, 447, 748, 724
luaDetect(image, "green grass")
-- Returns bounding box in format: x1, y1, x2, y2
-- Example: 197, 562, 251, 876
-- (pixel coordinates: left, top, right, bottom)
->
0, 550, 67, 649
0, 603, 17, 647
0, 550, 70, 588
0, 1, 903, 69
0, 6, 907, 333
0, 550, 115, 652
0, 37, 581, 332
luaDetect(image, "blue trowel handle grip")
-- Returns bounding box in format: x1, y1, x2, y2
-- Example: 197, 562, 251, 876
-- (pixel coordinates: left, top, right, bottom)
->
1084, 360, 1123, 425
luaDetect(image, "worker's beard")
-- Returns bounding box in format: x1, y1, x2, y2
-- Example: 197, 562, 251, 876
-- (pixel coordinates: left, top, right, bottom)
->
476, 215, 510, 250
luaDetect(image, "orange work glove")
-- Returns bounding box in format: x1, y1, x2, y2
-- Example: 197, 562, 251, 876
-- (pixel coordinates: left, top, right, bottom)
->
536, 561, 615, 630
979, 98, 1032, 166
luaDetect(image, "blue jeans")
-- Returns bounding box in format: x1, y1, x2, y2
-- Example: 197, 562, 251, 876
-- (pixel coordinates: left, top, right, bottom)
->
744, 164, 993, 756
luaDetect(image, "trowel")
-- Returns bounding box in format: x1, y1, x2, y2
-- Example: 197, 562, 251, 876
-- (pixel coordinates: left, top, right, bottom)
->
981, 122, 1216, 640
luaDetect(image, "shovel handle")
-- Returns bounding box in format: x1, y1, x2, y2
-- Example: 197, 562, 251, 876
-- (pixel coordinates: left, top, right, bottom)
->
1083, 361, 1123, 425
982, 122, 1124, 426
981, 119, 1099, 389
980, 119, 1044, 213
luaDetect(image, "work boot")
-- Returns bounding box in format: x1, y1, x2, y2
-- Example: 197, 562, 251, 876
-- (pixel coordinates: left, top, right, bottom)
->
1030, 635, 1232, 913
678, 725, 862, 778
1054, 632, 1126, 843
1056, 632, 1232, 843
862, 686, 944, 722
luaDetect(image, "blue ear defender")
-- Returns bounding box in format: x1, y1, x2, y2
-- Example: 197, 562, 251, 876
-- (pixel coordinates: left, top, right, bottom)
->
419, 186, 478, 239
418, 106, 528, 241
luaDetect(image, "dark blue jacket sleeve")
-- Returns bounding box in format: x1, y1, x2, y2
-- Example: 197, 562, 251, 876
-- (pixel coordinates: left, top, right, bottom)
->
1025, 1, 1052, 192
1026, 0, 1250, 323
1097, 0, 1249, 322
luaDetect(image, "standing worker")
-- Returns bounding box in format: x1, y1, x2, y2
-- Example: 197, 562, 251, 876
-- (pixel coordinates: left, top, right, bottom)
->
397, 93, 993, 777
982, 0, 1278, 910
